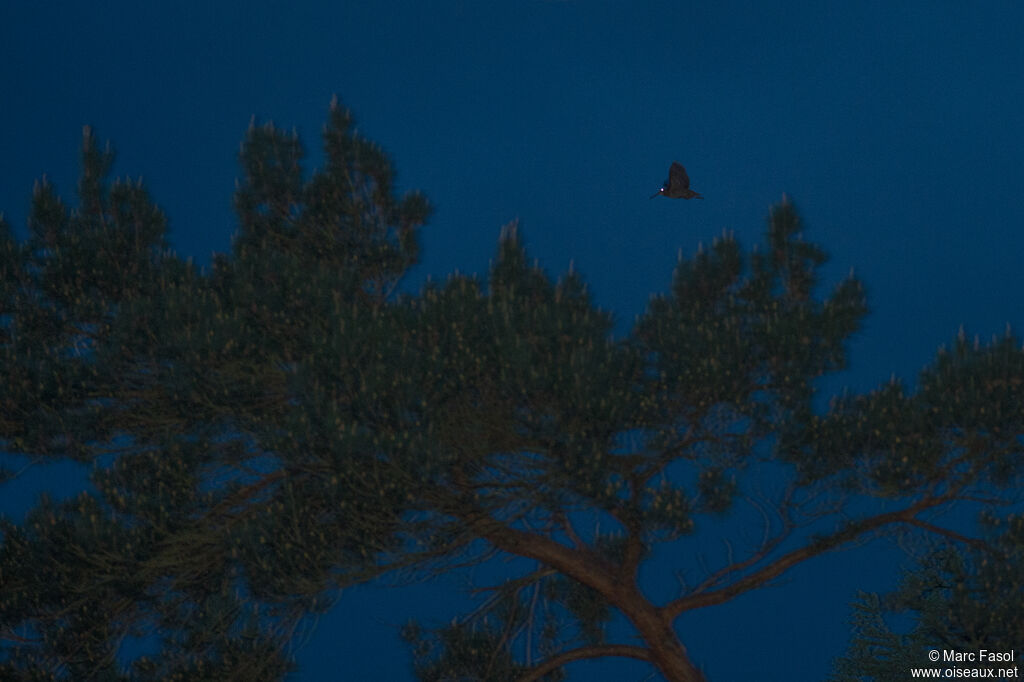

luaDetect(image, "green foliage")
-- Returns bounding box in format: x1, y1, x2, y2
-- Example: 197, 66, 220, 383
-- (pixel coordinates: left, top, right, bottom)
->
2, 103, 1020, 682
829, 514, 1024, 681
403, 619, 566, 682
789, 329, 1024, 494
1, 100, 428, 680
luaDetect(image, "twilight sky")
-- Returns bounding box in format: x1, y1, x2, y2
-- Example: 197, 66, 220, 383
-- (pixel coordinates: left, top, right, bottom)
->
2, 2, 1023, 680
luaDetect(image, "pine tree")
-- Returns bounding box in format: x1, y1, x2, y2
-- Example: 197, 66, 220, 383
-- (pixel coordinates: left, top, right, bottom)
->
2, 102, 1021, 682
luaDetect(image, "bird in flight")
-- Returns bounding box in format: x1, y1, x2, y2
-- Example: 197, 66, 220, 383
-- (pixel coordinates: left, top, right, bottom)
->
650, 162, 703, 199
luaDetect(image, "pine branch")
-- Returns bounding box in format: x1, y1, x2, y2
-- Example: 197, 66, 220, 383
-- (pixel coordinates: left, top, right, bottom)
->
515, 644, 652, 682
665, 493, 956, 619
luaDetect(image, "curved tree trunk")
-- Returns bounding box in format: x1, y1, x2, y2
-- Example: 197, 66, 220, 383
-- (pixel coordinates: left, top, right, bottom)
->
615, 586, 707, 682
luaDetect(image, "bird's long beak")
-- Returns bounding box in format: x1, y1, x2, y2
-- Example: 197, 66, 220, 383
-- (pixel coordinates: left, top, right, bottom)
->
649, 190, 661, 199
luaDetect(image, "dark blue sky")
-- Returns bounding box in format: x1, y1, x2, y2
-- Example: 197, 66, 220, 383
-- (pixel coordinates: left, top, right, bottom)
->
3, 2, 1023, 680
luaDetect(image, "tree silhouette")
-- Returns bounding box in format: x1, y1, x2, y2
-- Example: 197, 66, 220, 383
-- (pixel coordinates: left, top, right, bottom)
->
829, 511, 1024, 681
1, 102, 1021, 681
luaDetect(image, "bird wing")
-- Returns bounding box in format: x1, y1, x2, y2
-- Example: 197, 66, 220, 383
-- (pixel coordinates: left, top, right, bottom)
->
670, 162, 690, 189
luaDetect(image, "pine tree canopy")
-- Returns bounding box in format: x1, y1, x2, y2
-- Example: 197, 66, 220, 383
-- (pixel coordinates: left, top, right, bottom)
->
1, 101, 1021, 681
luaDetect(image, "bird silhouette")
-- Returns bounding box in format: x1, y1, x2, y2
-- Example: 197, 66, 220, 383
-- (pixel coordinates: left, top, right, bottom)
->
650, 162, 703, 199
